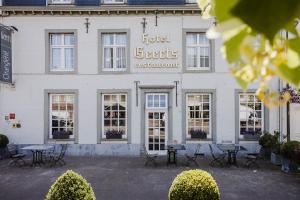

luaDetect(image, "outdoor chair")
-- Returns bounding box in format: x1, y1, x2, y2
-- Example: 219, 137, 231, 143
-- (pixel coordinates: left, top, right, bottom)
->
244, 145, 261, 168
7, 144, 26, 167
185, 144, 204, 166
49, 144, 68, 167
209, 144, 226, 167
141, 146, 158, 166
43, 142, 56, 163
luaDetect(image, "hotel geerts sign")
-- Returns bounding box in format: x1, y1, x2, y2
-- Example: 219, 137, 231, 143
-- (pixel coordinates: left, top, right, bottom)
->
134, 34, 179, 69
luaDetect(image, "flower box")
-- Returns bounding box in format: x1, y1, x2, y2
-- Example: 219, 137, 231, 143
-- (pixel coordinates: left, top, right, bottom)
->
189, 130, 207, 139
105, 130, 124, 140
271, 152, 282, 166
242, 131, 261, 140
52, 131, 70, 140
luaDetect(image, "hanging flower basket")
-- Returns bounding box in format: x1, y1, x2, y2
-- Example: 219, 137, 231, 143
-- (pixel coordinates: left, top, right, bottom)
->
281, 86, 300, 104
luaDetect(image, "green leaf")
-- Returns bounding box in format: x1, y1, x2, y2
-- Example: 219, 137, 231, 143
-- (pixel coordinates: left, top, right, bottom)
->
214, 0, 239, 23
277, 64, 300, 86
231, 0, 300, 41
222, 27, 248, 63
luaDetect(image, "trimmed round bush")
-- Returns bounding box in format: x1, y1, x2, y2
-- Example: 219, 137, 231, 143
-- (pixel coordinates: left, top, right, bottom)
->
46, 170, 96, 200
0, 134, 9, 149
168, 169, 220, 200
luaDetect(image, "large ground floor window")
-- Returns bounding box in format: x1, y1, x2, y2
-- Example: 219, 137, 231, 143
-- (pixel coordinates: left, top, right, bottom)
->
239, 93, 264, 139
186, 93, 212, 140
49, 94, 75, 140
102, 93, 127, 140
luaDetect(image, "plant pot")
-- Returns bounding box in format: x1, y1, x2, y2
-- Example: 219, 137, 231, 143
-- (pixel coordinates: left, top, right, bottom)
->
190, 132, 207, 139
271, 152, 282, 166
243, 134, 260, 140
106, 134, 122, 140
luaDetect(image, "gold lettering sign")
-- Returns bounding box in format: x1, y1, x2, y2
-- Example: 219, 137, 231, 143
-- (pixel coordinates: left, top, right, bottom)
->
134, 34, 179, 68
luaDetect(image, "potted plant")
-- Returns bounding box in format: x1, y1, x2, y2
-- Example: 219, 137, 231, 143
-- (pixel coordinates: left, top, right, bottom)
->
258, 132, 273, 159
189, 129, 207, 139
105, 130, 125, 139
0, 134, 9, 159
52, 131, 70, 140
281, 141, 300, 173
242, 130, 262, 140
270, 131, 282, 166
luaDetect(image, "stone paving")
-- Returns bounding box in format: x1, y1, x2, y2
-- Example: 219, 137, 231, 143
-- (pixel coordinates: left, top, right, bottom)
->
0, 156, 300, 200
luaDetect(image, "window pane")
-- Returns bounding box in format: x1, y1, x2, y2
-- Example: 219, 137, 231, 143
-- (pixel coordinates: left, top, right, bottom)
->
116, 34, 126, 45
65, 48, 74, 69
51, 48, 61, 69
104, 48, 113, 68
116, 47, 126, 68
187, 47, 197, 68
50, 34, 62, 45
64, 34, 75, 45
186, 34, 197, 45
147, 95, 153, 108
103, 34, 114, 45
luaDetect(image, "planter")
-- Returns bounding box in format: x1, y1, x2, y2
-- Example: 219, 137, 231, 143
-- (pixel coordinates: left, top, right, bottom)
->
243, 134, 260, 140
271, 152, 282, 166
106, 134, 122, 140
190, 130, 207, 139
52, 131, 70, 140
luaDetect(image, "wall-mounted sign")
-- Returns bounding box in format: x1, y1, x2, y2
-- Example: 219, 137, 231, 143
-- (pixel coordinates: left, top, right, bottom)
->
0, 25, 12, 84
134, 34, 179, 69
9, 113, 15, 120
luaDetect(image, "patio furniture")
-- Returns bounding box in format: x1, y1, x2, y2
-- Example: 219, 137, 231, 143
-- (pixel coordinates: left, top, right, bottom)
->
21, 145, 54, 167
217, 144, 247, 166
49, 144, 68, 167
244, 145, 261, 168
7, 144, 26, 167
167, 144, 186, 166
42, 142, 56, 163
185, 144, 204, 166
209, 144, 226, 167
141, 146, 158, 166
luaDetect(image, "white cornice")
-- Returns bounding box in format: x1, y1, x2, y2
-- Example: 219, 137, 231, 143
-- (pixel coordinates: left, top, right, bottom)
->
0, 5, 201, 16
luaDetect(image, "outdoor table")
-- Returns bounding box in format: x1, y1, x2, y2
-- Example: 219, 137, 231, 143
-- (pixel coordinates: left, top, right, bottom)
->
21, 145, 54, 167
217, 144, 247, 166
166, 144, 186, 165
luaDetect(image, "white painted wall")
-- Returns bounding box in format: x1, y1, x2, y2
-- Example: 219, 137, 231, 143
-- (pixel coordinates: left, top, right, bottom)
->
0, 14, 280, 148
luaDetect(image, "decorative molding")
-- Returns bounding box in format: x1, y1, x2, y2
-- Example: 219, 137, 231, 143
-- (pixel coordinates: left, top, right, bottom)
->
1, 5, 201, 16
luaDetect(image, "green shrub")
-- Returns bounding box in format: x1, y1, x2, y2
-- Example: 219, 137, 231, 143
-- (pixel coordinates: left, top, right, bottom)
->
168, 169, 220, 200
0, 134, 9, 149
45, 170, 96, 200
281, 141, 300, 161
259, 133, 274, 149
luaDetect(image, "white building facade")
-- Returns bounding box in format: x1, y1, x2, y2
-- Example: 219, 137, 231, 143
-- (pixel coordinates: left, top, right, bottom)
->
0, 0, 293, 156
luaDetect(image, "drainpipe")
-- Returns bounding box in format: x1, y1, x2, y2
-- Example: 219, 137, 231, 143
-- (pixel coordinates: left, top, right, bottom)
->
285, 31, 291, 142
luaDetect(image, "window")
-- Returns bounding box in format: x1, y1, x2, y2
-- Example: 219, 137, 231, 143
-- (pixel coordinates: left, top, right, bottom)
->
102, 94, 127, 140
186, 0, 197, 3
186, 33, 210, 70
146, 94, 168, 109
51, 0, 73, 4
186, 94, 211, 140
239, 93, 263, 138
103, 0, 125, 4
49, 94, 75, 140
49, 33, 75, 72
102, 33, 127, 71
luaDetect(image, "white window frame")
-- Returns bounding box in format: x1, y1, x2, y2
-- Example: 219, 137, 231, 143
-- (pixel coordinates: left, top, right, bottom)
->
50, 33, 75, 72
102, 93, 128, 139
146, 93, 168, 110
186, 0, 197, 4
102, 33, 127, 71
51, 0, 73, 4
186, 33, 211, 70
186, 93, 212, 139
238, 93, 264, 138
103, 0, 126, 4
49, 94, 75, 140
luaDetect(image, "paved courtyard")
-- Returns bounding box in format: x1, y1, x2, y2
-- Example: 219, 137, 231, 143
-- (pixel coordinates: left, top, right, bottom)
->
0, 156, 300, 200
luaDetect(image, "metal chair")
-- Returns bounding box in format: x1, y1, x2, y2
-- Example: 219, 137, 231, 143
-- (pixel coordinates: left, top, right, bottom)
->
141, 146, 158, 166
43, 142, 56, 163
209, 144, 226, 167
49, 144, 68, 167
185, 144, 204, 166
7, 144, 26, 167
244, 145, 261, 168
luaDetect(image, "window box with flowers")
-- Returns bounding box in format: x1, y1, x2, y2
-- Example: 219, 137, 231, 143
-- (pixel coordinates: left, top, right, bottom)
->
189, 129, 208, 139
105, 130, 125, 140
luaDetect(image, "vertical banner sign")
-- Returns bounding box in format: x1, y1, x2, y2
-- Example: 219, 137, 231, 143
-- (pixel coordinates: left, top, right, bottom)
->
0, 25, 12, 84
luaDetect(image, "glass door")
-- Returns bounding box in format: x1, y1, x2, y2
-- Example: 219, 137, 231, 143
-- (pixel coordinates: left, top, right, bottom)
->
145, 93, 168, 155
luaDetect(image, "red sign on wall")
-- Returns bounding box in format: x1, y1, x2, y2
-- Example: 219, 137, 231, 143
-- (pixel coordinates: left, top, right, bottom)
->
9, 113, 15, 120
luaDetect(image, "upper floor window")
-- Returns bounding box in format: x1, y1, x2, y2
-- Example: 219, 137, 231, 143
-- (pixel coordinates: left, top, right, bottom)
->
186, 0, 197, 3
50, 33, 75, 72
102, 33, 127, 71
186, 33, 211, 70
238, 93, 264, 139
186, 94, 211, 140
51, 0, 73, 4
103, 0, 125, 4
